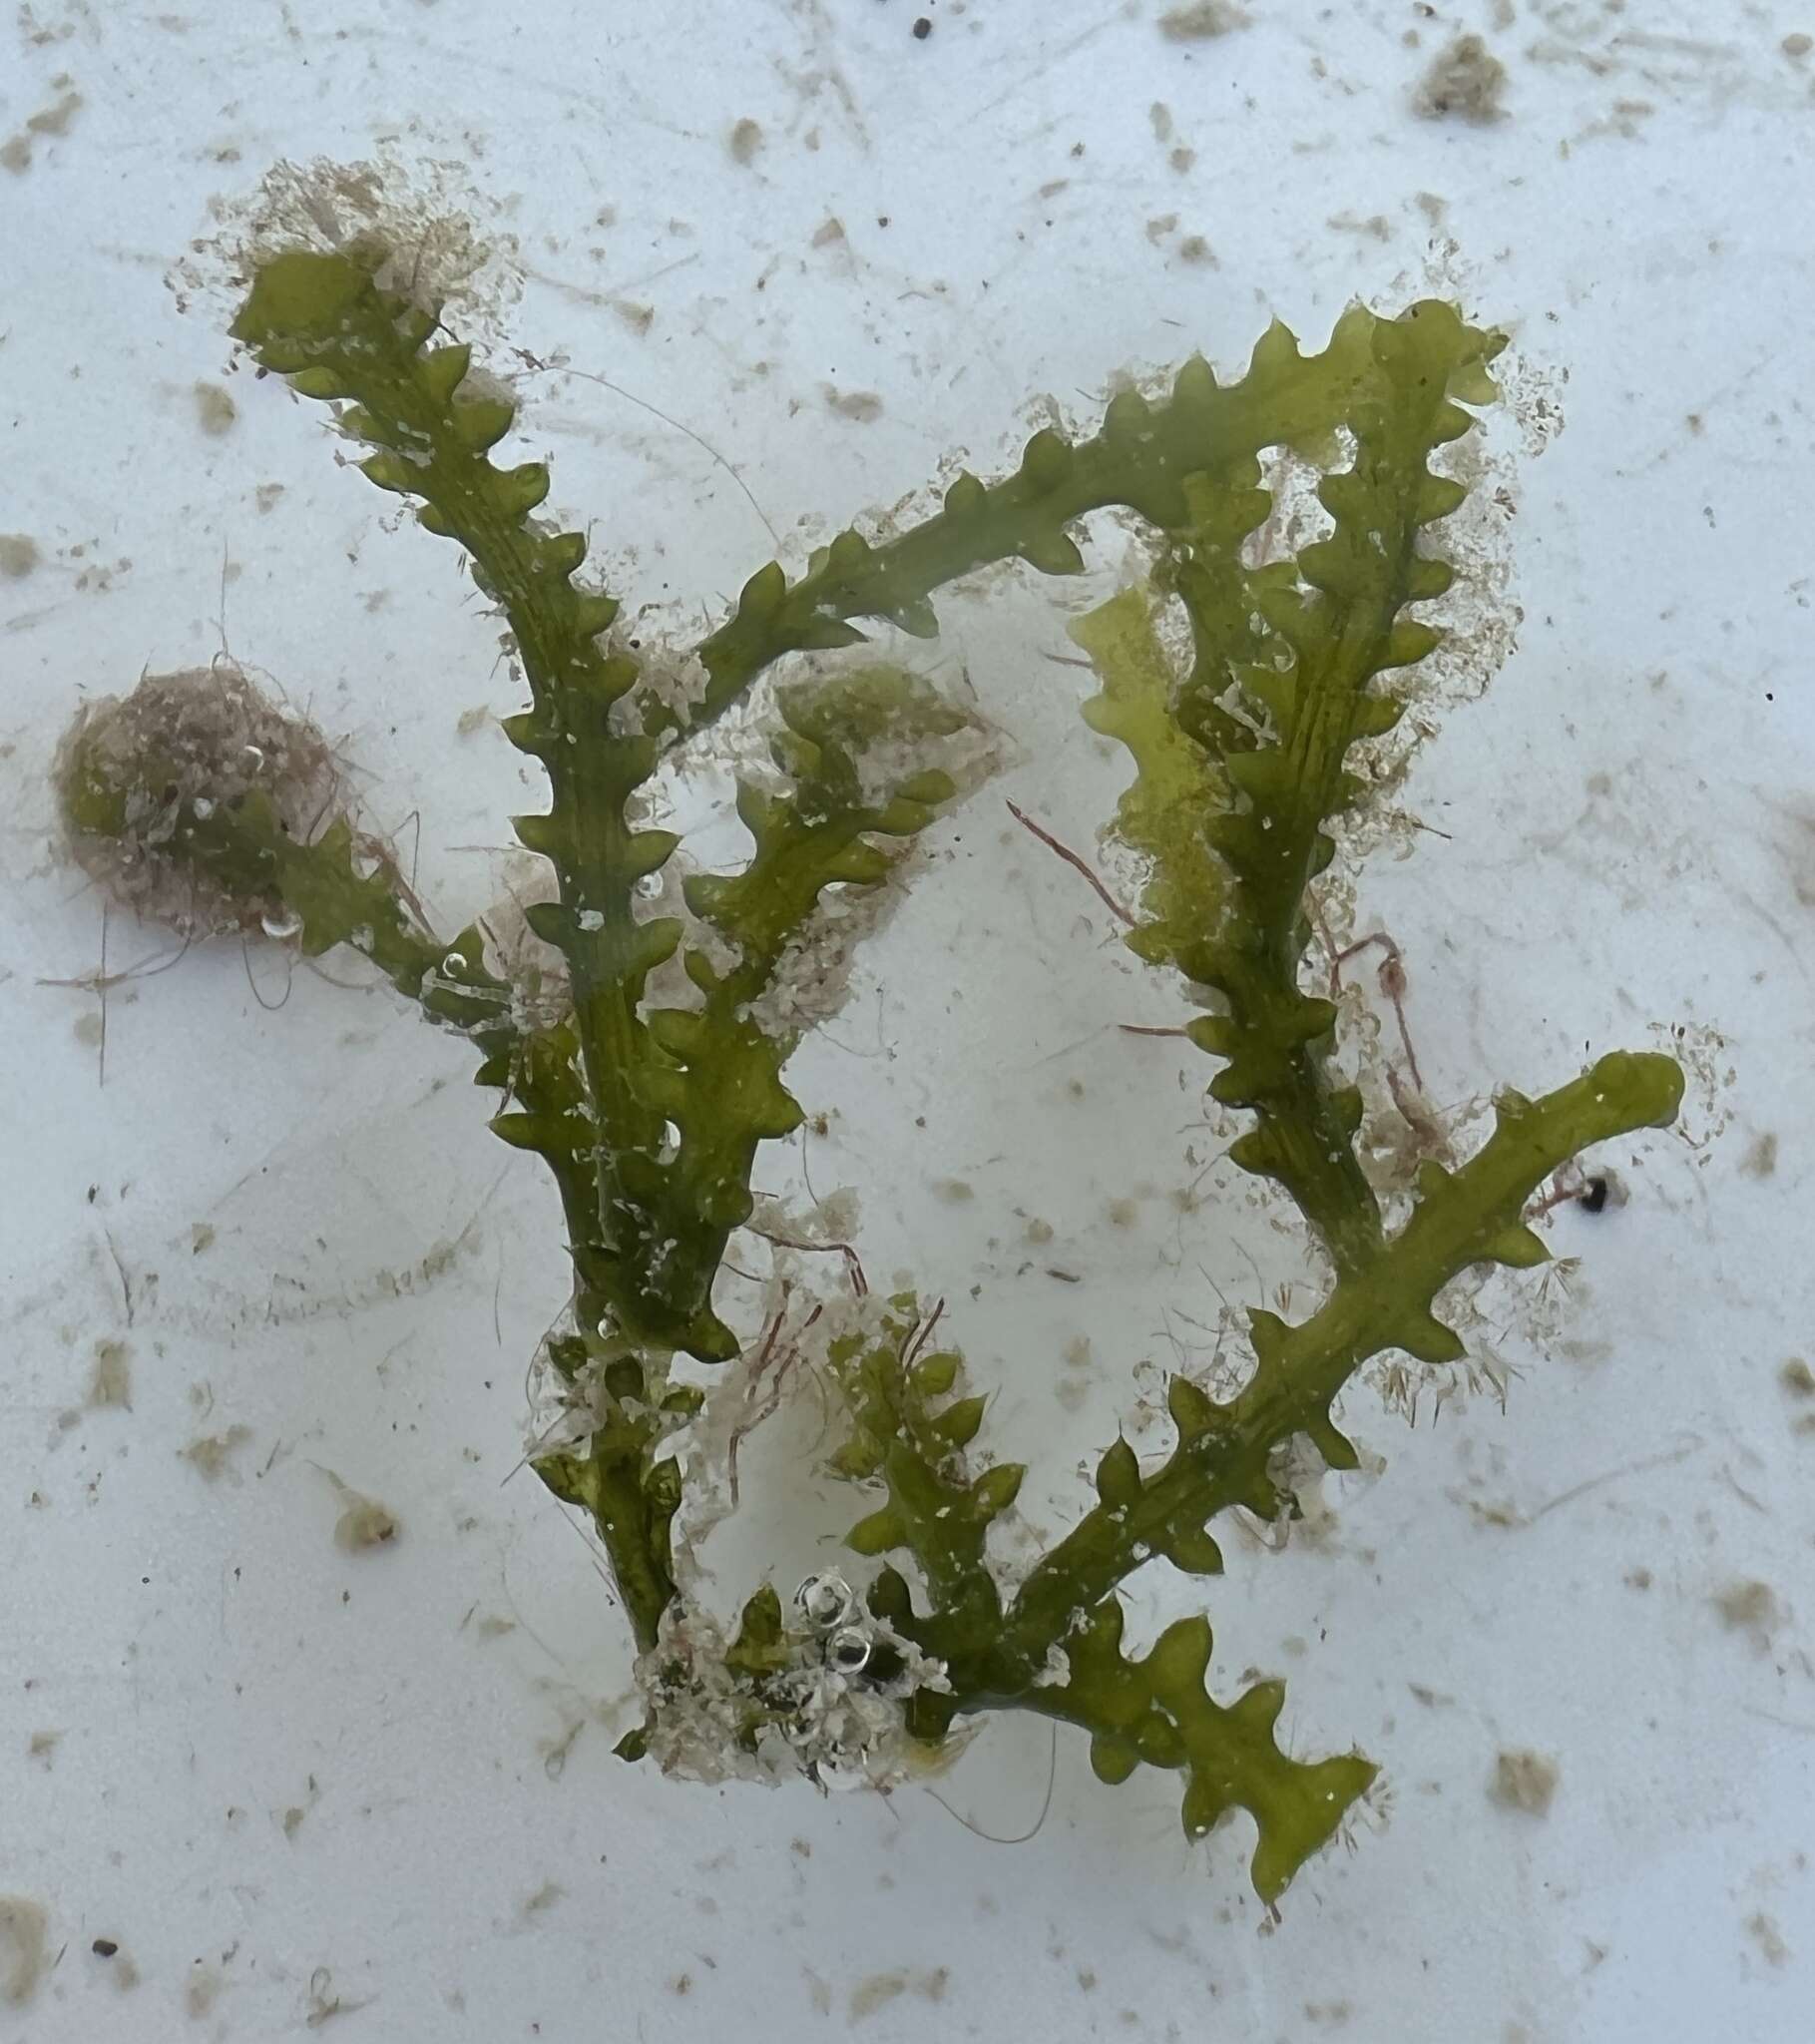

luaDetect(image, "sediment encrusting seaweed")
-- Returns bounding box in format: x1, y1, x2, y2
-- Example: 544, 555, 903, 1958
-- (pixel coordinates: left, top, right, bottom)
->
57, 216, 1682, 1903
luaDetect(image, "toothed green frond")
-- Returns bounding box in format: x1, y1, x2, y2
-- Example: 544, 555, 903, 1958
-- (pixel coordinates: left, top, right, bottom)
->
681, 666, 971, 972
630, 669, 978, 1348
233, 248, 705, 1360
685, 302, 1505, 734
818, 1296, 1019, 1623
893, 1054, 1681, 1896
1072, 588, 1230, 974
536, 1423, 686, 1656
1069, 300, 1505, 1265
1053, 1596, 1376, 1903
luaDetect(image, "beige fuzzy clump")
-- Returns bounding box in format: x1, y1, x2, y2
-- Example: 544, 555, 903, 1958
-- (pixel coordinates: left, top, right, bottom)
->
180, 1425, 253, 1480
1712, 1578, 1782, 1643
333, 1490, 400, 1552
87, 1337, 132, 1409
0, 1896, 49, 2006
1490, 1748, 1559, 1815
1414, 36, 1509, 124
1158, 1, 1247, 35
171, 154, 524, 358
56, 663, 341, 937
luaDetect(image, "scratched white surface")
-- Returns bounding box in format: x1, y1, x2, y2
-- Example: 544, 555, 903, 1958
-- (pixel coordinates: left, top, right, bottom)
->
4, 3, 1814, 2040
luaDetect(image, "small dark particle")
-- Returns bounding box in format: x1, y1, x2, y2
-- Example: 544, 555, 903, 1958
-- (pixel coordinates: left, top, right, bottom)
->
93, 1937, 119, 1958
912, 15, 932, 36
1579, 1177, 1609, 1214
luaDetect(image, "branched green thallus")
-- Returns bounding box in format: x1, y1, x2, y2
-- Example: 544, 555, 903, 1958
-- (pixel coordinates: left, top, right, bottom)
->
56, 234, 1682, 1903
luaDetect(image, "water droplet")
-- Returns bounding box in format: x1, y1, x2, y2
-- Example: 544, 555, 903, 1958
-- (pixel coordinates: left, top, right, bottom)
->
826, 1627, 872, 1676
260, 903, 303, 940
794, 1572, 854, 1630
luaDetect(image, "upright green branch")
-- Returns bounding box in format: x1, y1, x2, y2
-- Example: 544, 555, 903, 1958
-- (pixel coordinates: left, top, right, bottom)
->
233, 251, 697, 1353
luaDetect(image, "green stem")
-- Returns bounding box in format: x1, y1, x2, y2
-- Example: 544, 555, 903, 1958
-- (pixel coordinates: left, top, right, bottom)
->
537, 1302, 682, 1658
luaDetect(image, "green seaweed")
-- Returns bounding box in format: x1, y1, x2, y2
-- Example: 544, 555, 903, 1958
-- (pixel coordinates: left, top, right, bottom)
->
55, 229, 1683, 1902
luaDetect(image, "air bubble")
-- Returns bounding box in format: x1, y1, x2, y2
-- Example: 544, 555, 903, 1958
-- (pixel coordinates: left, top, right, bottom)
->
191, 796, 216, 819
634, 871, 664, 898
576, 907, 605, 932
443, 951, 468, 974
241, 744, 265, 770
826, 1627, 873, 1676
260, 903, 303, 940
794, 1572, 854, 1630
